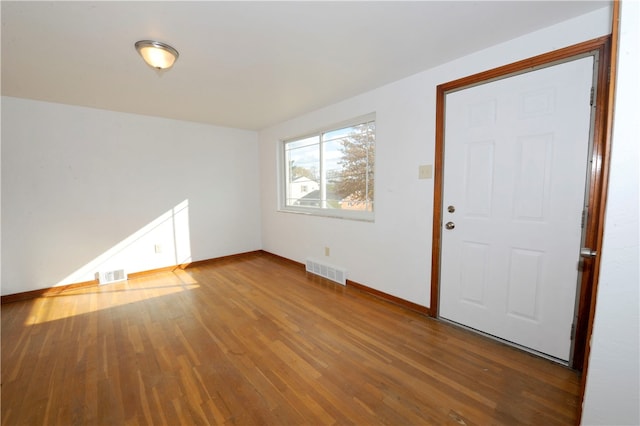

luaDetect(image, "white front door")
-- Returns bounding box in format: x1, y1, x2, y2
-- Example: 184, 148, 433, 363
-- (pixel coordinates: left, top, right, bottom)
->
439, 56, 594, 361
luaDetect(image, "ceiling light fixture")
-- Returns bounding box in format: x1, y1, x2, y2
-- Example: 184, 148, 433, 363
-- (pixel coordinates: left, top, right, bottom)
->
135, 40, 179, 70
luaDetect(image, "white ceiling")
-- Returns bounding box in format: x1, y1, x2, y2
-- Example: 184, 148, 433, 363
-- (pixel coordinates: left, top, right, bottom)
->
1, 1, 608, 130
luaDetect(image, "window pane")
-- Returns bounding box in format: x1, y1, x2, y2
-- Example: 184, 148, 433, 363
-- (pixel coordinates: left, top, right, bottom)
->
282, 117, 375, 219
323, 125, 357, 142
322, 138, 342, 209
286, 135, 319, 150
333, 121, 375, 212
285, 136, 320, 207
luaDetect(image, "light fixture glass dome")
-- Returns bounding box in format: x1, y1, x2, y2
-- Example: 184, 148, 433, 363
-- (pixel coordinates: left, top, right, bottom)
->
135, 40, 179, 70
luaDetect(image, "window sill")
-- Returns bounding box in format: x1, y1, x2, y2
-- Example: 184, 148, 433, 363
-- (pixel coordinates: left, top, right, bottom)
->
277, 207, 374, 223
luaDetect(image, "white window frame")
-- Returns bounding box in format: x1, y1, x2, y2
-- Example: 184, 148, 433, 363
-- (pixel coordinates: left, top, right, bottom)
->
278, 113, 376, 222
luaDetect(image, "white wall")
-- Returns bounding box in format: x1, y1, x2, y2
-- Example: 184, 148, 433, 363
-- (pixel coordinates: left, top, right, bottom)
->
258, 7, 611, 307
582, 1, 640, 424
1, 97, 261, 295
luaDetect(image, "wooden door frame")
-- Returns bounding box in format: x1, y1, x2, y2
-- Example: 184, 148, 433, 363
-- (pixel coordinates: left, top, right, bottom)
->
429, 35, 613, 371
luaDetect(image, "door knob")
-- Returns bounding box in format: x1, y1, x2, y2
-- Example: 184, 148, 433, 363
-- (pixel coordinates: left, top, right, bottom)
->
447, 205, 456, 213
580, 248, 597, 258
445, 221, 455, 230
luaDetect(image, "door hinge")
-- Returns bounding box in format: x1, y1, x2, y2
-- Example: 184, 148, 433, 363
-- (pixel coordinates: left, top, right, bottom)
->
581, 208, 588, 229
571, 323, 576, 340
590, 87, 595, 106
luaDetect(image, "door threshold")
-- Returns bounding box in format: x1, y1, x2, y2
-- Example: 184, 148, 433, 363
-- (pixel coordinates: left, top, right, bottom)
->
439, 317, 571, 368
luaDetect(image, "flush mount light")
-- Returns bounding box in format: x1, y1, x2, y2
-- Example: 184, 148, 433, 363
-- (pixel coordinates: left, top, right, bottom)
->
135, 40, 179, 70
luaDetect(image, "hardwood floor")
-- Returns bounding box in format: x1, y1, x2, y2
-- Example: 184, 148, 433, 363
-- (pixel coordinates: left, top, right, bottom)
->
1, 252, 580, 425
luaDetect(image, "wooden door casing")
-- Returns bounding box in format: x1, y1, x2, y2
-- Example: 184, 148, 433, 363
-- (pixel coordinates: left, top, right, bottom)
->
431, 36, 612, 370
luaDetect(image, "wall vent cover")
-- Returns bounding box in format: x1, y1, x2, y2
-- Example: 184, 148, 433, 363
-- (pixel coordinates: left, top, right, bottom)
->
305, 258, 346, 285
97, 269, 127, 285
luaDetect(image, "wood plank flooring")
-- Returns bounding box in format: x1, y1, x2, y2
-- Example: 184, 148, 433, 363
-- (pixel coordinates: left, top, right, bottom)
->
1, 251, 580, 425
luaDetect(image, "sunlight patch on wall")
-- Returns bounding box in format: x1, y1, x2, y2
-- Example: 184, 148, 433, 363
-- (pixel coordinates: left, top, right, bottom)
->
56, 200, 192, 286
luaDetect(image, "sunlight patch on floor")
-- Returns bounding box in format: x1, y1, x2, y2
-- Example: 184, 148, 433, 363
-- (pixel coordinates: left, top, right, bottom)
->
25, 270, 199, 325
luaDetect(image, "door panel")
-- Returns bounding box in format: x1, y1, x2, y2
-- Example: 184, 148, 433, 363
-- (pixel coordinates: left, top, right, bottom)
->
439, 56, 594, 361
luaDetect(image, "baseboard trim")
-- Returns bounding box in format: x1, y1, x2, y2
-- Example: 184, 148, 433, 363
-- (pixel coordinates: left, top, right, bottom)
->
2, 250, 430, 317
258, 250, 306, 269
181, 250, 264, 269
1, 280, 98, 304
1, 250, 263, 304
260, 250, 430, 316
346, 279, 431, 316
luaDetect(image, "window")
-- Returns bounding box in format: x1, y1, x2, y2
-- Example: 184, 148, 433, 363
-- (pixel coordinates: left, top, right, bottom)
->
281, 114, 375, 220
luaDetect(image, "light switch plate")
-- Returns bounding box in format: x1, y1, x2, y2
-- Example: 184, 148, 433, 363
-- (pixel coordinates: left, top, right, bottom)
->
418, 164, 433, 179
